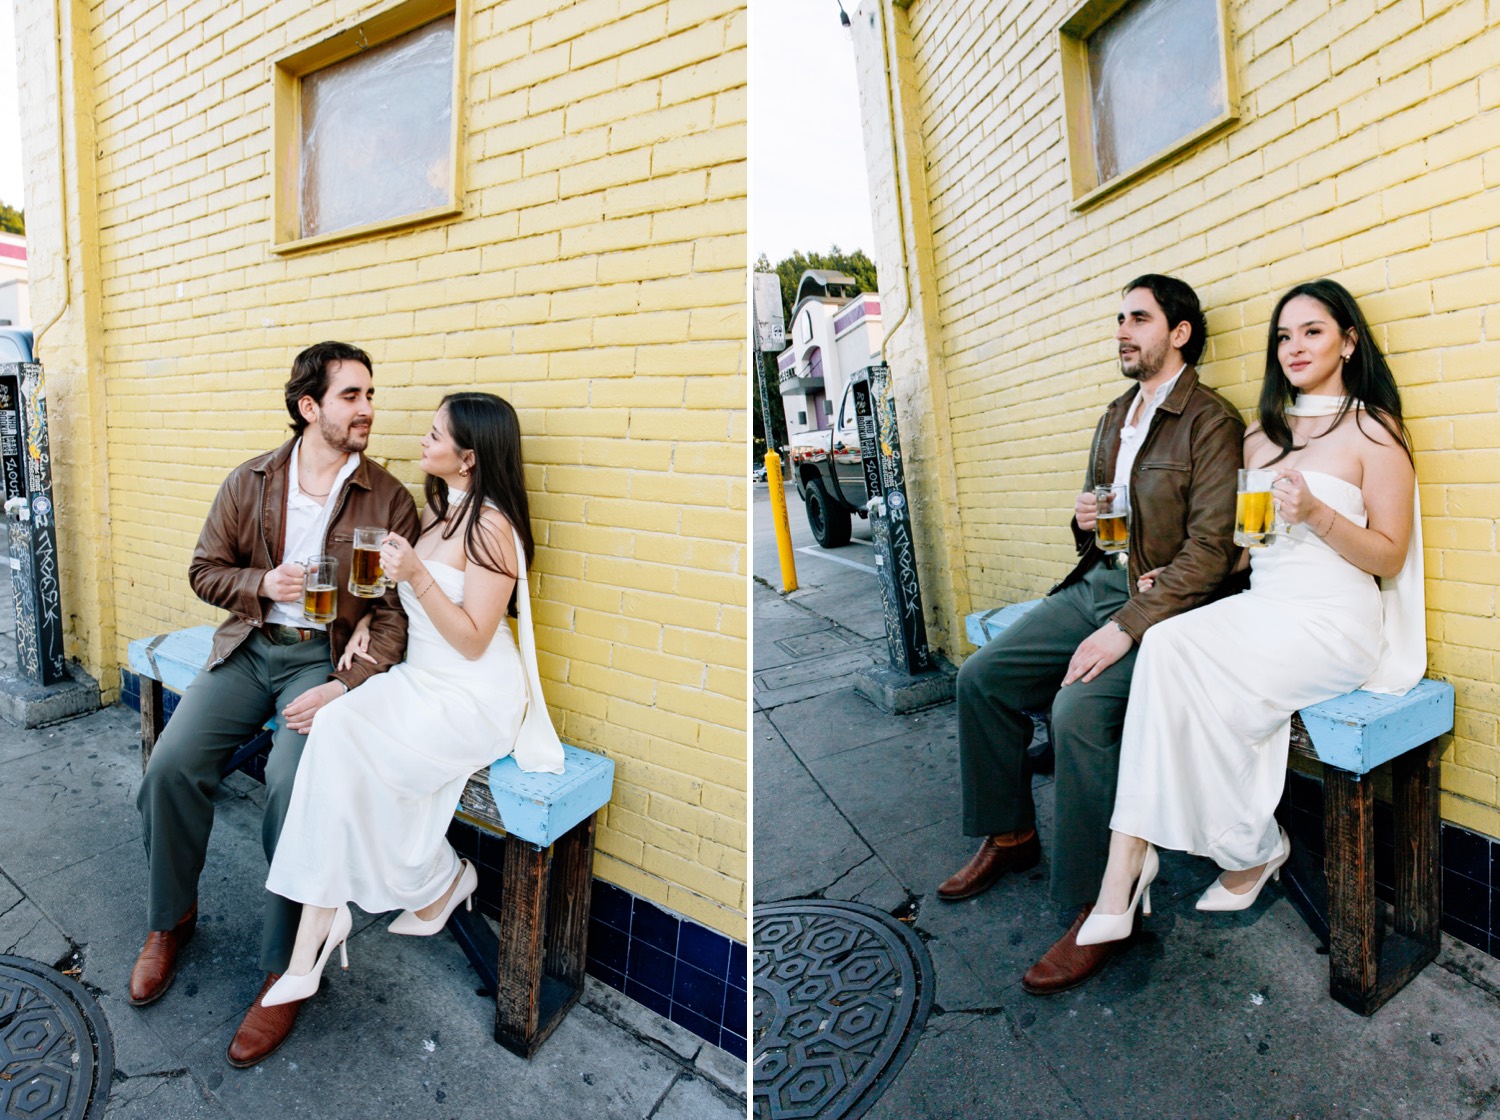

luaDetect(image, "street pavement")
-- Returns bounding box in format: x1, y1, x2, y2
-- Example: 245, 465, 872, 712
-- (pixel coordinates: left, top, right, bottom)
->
0, 565, 745, 1120
753, 480, 1500, 1120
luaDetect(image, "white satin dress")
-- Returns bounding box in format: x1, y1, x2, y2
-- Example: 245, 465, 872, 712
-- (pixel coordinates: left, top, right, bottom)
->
1110, 471, 1384, 871
266, 559, 526, 912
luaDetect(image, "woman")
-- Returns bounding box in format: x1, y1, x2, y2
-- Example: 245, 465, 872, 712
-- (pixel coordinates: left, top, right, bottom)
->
261, 391, 563, 1004
1076, 278, 1423, 946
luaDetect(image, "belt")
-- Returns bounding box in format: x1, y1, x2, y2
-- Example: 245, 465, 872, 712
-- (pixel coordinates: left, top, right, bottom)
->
1099, 551, 1129, 570
263, 624, 326, 645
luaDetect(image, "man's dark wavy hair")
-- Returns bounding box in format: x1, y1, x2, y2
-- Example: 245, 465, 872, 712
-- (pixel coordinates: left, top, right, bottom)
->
1121, 274, 1208, 366
284, 341, 373, 434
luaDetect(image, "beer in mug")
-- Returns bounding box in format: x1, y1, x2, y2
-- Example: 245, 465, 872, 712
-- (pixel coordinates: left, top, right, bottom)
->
1235, 469, 1277, 547
1094, 484, 1129, 554
303, 555, 338, 624
349, 526, 387, 598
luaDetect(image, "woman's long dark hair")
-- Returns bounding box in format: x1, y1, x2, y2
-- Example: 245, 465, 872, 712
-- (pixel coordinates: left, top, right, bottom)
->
1257, 278, 1410, 464
421, 392, 534, 615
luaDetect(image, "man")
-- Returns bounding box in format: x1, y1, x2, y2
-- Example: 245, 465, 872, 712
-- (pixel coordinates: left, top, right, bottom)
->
936, 275, 1243, 993
131, 342, 420, 1066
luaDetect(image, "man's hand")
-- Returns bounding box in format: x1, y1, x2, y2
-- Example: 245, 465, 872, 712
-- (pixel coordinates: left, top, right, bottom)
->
1074, 491, 1099, 531
1062, 622, 1134, 686
282, 681, 345, 734
260, 562, 306, 603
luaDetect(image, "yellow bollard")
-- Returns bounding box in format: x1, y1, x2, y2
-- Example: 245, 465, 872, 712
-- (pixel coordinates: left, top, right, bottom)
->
765, 451, 799, 593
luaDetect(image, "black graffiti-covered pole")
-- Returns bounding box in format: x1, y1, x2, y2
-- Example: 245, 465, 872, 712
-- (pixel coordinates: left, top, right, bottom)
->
852, 363, 932, 676
2, 361, 66, 685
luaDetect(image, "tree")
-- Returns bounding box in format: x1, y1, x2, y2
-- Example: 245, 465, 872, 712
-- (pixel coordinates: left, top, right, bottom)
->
0, 203, 23, 236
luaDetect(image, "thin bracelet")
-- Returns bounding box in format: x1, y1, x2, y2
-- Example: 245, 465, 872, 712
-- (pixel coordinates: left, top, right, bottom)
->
414, 576, 436, 598
1313, 506, 1338, 538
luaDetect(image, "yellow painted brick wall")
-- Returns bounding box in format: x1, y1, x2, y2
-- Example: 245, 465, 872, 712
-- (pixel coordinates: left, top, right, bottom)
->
70, 0, 746, 936
894, 0, 1500, 835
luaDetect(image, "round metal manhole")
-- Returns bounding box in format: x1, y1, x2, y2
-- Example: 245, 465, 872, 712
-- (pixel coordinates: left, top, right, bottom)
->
752, 900, 932, 1120
0, 956, 112, 1120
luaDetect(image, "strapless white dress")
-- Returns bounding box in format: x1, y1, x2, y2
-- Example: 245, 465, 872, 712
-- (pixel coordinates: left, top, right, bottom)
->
267, 560, 526, 911
1110, 471, 1384, 870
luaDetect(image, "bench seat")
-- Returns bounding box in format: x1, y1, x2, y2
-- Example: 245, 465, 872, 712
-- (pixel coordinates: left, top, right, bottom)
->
127, 624, 614, 1057
966, 601, 1454, 1015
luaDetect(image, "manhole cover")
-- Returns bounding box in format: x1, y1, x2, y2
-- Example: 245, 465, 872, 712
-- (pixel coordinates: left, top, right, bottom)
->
752, 900, 932, 1120
0, 956, 112, 1120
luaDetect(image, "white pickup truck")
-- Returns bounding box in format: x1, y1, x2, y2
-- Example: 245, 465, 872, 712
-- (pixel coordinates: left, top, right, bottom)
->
788, 382, 867, 548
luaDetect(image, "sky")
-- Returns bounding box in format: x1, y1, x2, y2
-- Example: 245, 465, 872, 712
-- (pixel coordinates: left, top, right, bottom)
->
0, 3, 876, 256
750, 0, 876, 267
0, 2, 21, 213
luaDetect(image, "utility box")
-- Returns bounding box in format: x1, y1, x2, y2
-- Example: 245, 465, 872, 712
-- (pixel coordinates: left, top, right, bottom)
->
1, 331, 66, 686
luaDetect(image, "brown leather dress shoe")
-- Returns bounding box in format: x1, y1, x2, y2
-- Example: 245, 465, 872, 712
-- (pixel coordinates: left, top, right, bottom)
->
128, 904, 197, 1007
227, 973, 302, 1068
1022, 904, 1131, 995
936, 832, 1042, 900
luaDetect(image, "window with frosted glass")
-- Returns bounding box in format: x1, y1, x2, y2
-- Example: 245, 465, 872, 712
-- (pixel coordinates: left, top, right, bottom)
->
272, 0, 464, 251
1059, 0, 1236, 207
299, 18, 453, 239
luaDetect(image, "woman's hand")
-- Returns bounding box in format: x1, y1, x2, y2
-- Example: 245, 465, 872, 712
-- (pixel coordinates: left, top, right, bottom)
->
337, 616, 376, 671
379, 532, 424, 585
1136, 566, 1164, 592
1272, 469, 1323, 527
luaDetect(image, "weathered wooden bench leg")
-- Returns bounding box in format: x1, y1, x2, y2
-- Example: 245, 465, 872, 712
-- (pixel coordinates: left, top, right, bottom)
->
495, 838, 551, 1057
1393, 739, 1441, 947
1325, 764, 1377, 1013
140, 676, 164, 772
545, 813, 596, 993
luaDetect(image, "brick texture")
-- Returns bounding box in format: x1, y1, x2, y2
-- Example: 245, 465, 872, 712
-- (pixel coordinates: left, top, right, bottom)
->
21, 0, 747, 936
874, 0, 1500, 836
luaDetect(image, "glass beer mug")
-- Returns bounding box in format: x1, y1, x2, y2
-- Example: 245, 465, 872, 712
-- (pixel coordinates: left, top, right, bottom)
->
302, 555, 338, 623
349, 526, 388, 598
1094, 484, 1129, 554
1235, 469, 1279, 548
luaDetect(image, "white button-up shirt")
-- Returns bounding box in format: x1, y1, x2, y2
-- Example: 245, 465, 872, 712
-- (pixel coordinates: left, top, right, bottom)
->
265, 440, 359, 630
1112, 366, 1184, 489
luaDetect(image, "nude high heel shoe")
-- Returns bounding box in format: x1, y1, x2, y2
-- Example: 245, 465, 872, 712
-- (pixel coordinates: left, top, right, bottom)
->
1196, 827, 1291, 912
1076, 845, 1159, 946
388, 859, 478, 936
263, 904, 352, 1008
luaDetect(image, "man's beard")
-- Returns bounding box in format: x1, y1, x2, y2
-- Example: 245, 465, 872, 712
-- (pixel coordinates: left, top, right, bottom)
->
319, 411, 370, 454
1120, 339, 1168, 382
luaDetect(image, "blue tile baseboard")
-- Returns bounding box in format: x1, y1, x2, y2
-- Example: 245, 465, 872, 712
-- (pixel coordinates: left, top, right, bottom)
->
1279, 768, 1499, 961
120, 667, 748, 1058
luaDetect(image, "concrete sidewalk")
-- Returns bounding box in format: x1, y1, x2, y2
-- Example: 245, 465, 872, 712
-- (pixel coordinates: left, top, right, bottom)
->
0, 567, 745, 1120
752, 483, 1500, 1120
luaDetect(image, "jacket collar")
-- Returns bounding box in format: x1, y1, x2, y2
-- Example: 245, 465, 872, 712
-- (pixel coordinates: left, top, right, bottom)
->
1107, 364, 1199, 418
253, 436, 373, 489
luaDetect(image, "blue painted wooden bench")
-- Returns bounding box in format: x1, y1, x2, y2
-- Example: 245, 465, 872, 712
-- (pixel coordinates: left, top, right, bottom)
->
968, 601, 1455, 1016
127, 624, 615, 1057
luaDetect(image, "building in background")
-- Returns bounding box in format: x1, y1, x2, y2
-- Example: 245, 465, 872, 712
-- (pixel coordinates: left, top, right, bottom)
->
0, 232, 29, 327
17, 0, 747, 1056
775, 269, 882, 435
850, 0, 1500, 956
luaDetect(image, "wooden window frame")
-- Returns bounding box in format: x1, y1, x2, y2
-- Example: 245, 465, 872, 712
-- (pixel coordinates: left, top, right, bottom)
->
1058, 0, 1237, 211
270, 0, 468, 253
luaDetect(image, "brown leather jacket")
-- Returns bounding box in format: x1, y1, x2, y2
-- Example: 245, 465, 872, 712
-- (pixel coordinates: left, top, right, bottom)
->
188, 438, 421, 689
1054, 366, 1244, 642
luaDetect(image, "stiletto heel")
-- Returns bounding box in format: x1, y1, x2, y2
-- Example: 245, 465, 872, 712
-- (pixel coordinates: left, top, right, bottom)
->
263, 904, 352, 1007
1077, 845, 1159, 946
1196, 826, 1291, 912
389, 860, 478, 936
